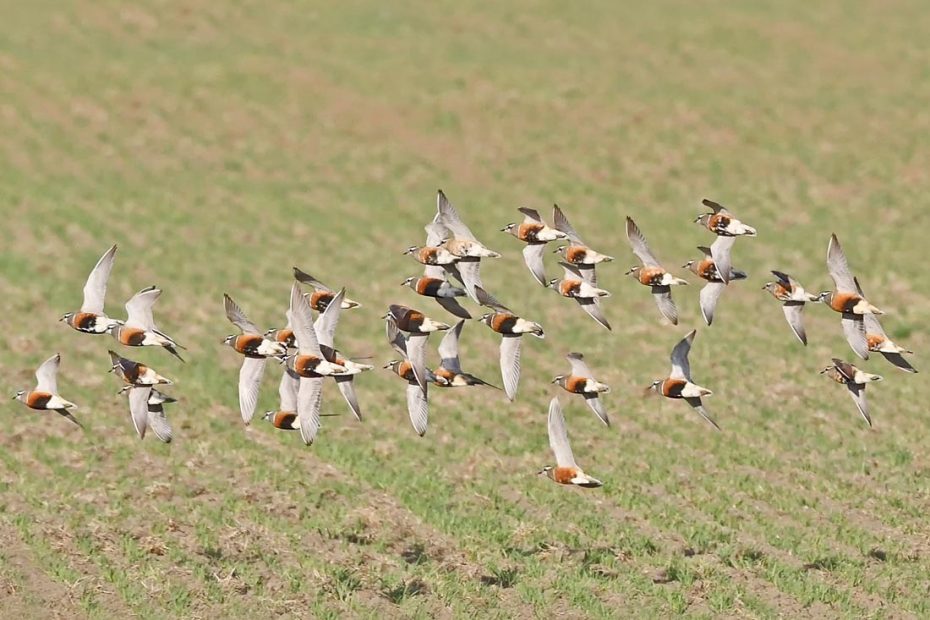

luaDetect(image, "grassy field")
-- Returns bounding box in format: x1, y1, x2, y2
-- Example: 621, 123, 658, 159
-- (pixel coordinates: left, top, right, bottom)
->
1, 1, 929, 617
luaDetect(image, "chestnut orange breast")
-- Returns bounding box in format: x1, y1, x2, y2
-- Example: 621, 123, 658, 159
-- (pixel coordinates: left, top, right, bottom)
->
638, 267, 667, 286
662, 379, 687, 398
552, 466, 580, 485
26, 391, 53, 409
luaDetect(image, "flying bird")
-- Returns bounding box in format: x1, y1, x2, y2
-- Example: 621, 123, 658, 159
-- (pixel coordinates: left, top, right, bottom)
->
13, 354, 82, 428
501, 207, 567, 286
400, 274, 471, 320
475, 287, 544, 401
60, 244, 121, 334
383, 304, 450, 396
288, 282, 347, 445
108, 286, 185, 361
538, 397, 603, 488
222, 294, 288, 425
293, 267, 361, 311
405, 213, 466, 280
108, 350, 173, 387
693, 199, 757, 284
548, 262, 612, 330
682, 240, 748, 326
402, 218, 461, 268
262, 366, 341, 431
854, 278, 917, 373
402, 214, 471, 319
551, 352, 611, 426
384, 316, 436, 436
433, 320, 498, 388
818, 234, 884, 360
625, 217, 688, 325
694, 198, 758, 237
762, 271, 820, 345
435, 190, 501, 303
313, 287, 373, 420
647, 330, 719, 430
552, 204, 614, 285
820, 358, 883, 427
262, 367, 302, 431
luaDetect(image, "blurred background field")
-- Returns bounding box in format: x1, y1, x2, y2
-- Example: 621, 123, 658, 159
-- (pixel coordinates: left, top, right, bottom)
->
1, 1, 929, 617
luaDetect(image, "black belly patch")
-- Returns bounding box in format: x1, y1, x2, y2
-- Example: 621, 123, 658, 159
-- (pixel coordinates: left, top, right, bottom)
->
76, 314, 98, 330
495, 315, 519, 334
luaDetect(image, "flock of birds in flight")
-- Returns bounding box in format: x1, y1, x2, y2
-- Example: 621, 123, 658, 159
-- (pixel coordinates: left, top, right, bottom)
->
13, 192, 917, 489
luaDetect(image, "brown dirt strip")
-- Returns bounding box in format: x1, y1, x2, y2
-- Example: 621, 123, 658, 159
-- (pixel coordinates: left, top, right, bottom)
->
478, 453, 791, 617
732, 463, 929, 559
639, 483, 890, 616
0, 520, 85, 620
0, 505, 135, 619
229, 428, 529, 612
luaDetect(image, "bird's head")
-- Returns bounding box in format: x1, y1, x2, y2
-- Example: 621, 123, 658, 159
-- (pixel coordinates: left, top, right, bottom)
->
644, 380, 662, 397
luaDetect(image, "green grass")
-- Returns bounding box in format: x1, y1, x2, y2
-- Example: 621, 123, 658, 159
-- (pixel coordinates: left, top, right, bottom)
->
1, 0, 929, 617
